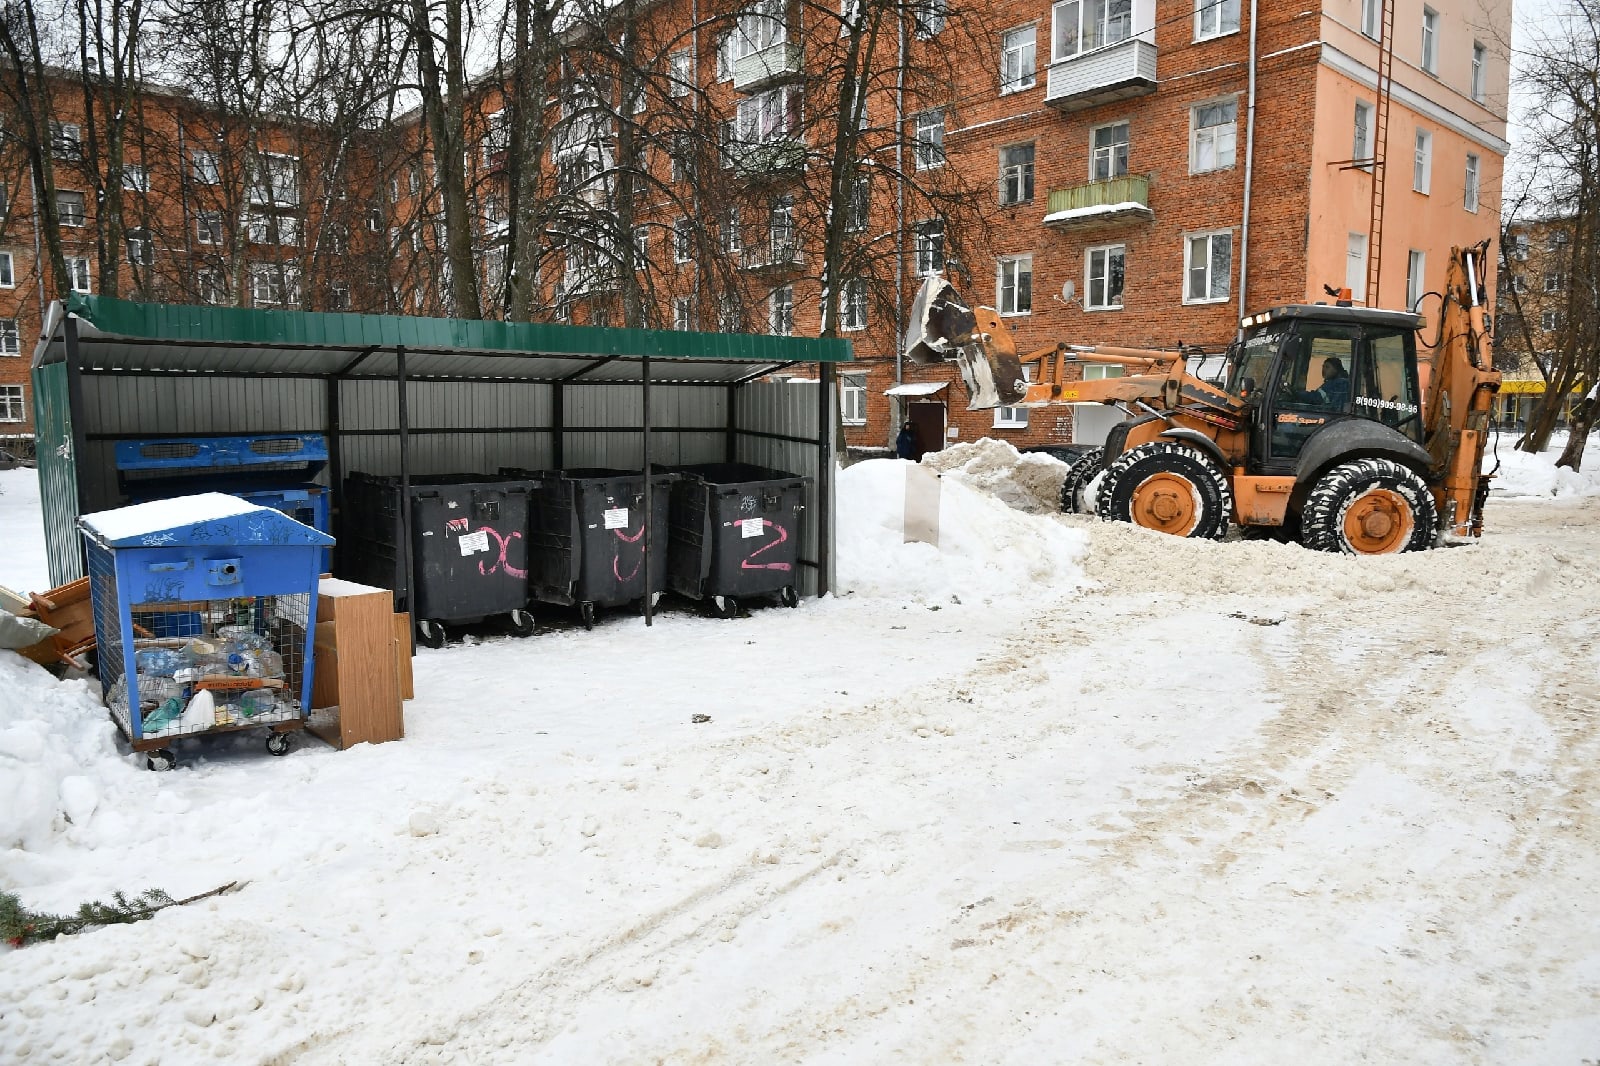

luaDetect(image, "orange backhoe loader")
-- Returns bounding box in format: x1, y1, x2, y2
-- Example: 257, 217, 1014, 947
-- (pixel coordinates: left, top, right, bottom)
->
904, 241, 1502, 553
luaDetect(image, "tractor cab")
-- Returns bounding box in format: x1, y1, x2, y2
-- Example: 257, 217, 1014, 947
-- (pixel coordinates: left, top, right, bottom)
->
1227, 305, 1426, 475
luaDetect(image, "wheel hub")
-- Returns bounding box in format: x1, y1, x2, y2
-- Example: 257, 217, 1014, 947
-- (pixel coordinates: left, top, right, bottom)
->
1343, 489, 1412, 553
1131, 473, 1198, 535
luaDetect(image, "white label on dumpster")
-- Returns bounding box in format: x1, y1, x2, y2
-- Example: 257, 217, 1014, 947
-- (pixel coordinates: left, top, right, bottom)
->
741, 517, 764, 538
603, 507, 629, 529
458, 529, 490, 555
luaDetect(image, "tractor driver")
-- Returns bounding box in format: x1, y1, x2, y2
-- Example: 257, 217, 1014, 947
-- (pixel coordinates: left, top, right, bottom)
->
1316, 357, 1352, 409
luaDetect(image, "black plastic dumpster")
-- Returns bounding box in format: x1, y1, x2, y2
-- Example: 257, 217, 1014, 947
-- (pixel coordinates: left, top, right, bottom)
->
664, 463, 810, 616
340, 472, 540, 646
510, 468, 673, 629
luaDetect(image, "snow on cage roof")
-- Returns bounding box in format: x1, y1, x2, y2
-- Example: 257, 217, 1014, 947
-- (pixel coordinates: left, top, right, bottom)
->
80, 493, 334, 547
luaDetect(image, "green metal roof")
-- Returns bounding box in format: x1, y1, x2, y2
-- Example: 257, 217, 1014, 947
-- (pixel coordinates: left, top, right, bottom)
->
37, 295, 851, 385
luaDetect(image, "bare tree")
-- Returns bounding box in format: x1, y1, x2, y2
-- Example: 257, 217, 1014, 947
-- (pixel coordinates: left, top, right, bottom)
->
0, 2, 74, 299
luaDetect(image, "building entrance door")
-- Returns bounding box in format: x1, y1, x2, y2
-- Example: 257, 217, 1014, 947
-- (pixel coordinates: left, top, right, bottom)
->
908, 402, 945, 460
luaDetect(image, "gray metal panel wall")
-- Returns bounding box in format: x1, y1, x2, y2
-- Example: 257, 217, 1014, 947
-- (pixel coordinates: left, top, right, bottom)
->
338, 380, 554, 477
735, 380, 831, 596
563, 383, 726, 470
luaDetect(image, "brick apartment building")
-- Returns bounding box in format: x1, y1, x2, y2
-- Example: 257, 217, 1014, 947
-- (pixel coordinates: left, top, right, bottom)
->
1494, 216, 1583, 429
0, 0, 1508, 462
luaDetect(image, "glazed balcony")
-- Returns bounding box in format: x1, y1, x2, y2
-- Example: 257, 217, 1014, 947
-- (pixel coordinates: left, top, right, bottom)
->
1044, 37, 1157, 112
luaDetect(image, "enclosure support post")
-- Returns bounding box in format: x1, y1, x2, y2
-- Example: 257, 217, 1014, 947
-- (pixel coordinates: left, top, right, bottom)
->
642, 356, 654, 627
396, 346, 415, 631
725, 383, 738, 464
325, 374, 342, 575
552, 382, 565, 470
816, 362, 835, 597
63, 314, 90, 523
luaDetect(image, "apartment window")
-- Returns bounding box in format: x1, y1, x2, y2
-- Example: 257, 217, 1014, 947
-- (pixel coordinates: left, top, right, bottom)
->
1191, 101, 1236, 173
249, 152, 300, 206
1413, 129, 1432, 193
840, 372, 867, 423
1471, 41, 1486, 101
1541, 311, 1562, 332
768, 195, 796, 261
840, 0, 860, 33
0, 385, 23, 421
722, 206, 743, 254
1464, 153, 1480, 212
1091, 121, 1130, 180
845, 176, 871, 233
1507, 273, 1527, 293
1346, 232, 1368, 301
670, 134, 693, 183
1183, 231, 1231, 303
67, 256, 91, 293
0, 319, 18, 355
121, 165, 149, 192
1195, 0, 1240, 41
325, 283, 349, 312
1353, 100, 1373, 165
125, 229, 154, 267
1547, 230, 1570, 251
674, 295, 694, 330
1053, 0, 1133, 60
675, 217, 693, 262
669, 49, 694, 97
57, 191, 86, 227
915, 0, 947, 37
197, 212, 223, 244
769, 285, 794, 335
190, 149, 220, 184
1511, 232, 1529, 260
1407, 249, 1426, 309
735, 85, 800, 146
840, 277, 867, 331
718, 295, 742, 333
1421, 7, 1438, 74
250, 263, 299, 307
914, 110, 945, 170
194, 270, 222, 305
997, 254, 1032, 315
914, 219, 945, 275
1359, 0, 1379, 38
1000, 26, 1037, 93
1085, 244, 1124, 310
734, 0, 788, 59
50, 122, 82, 160
994, 365, 1032, 428
632, 224, 650, 264
1544, 272, 1566, 292
1000, 143, 1035, 205
0, 252, 12, 288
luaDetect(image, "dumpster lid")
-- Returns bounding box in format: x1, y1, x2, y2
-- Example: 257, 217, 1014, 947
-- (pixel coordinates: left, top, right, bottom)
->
80, 492, 336, 547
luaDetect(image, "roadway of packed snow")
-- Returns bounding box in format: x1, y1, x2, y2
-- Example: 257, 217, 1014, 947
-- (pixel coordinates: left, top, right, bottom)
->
0, 432, 1597, 1065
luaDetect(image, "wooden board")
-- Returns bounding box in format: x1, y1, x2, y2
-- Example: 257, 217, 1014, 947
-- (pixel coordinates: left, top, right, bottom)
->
306, 580, 406, 750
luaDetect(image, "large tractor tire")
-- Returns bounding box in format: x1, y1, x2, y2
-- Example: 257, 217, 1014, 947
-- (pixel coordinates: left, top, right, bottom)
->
1095, 442, 1232, 540
1058, 447, 1104, 513
1301, 458, 1436, 554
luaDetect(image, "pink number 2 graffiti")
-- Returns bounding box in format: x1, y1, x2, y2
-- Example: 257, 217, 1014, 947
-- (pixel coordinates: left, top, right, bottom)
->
738, 518, 791, 571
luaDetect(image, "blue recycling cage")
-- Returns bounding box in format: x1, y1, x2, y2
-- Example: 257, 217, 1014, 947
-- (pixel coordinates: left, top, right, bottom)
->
79, 493, 335, 769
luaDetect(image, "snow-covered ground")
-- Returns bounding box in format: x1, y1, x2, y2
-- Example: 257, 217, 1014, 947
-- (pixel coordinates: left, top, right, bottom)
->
1, 435, 1598, 1065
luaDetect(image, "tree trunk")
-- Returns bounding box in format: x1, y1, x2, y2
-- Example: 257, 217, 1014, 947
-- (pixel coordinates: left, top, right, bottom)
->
1554, 392, 1595, 471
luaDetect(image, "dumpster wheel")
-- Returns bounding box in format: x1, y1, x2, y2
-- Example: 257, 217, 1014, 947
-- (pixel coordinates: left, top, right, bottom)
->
780, 585, 799, 609
416, 619, 447, 649
506, 608, 536, 637
146, 748, 176, 772
266, 733, 292, 757
579, 602, 597, 630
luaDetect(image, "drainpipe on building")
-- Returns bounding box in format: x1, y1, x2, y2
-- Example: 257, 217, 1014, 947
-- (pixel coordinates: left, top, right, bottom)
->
1237, 0, 1260, 333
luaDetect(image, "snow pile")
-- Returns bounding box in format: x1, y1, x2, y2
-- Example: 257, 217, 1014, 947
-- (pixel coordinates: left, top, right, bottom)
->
836, 458, 1086, 603
920, 438, 1071, 514
0, 468, 50, 594
1487, 431, 1600, 499
0, 652, 143, 853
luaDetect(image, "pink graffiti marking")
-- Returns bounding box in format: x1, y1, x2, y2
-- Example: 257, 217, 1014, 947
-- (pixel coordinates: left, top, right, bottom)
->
740, 520, 792, 572
612, 520, 646, 583
477, 527, 527, 579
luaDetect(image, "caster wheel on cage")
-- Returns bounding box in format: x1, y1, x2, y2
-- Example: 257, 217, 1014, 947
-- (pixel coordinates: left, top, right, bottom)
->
506, 608, 536, 637
266, 733, 292, 757
146, 749, 176, 772
579, 602, 597, 630
416, 619, 447, 648
780, 585, 799, 609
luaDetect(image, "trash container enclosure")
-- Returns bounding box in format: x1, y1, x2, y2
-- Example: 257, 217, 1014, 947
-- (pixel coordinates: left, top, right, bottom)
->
79, 493, 333, 749
341, 473, 537, 625
521, 469, 672, 612
666, 463, 810, 603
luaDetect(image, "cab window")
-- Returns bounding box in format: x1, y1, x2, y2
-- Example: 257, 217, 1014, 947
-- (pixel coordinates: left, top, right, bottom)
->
1268, 324, 1357, 458
1355, 329, 1422, 442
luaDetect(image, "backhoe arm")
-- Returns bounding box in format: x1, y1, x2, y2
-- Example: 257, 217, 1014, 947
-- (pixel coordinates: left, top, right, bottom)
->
1424, 241, 1501, 537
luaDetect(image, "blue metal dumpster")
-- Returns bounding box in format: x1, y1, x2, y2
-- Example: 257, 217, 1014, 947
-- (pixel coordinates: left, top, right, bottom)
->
79, 493, 335, 771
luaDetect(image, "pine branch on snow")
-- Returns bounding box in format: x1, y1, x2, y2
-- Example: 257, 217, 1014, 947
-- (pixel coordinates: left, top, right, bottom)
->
1, 881, 241, 948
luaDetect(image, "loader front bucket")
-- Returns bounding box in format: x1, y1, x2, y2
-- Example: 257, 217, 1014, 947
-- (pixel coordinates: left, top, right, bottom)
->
902, 275, 1026, 410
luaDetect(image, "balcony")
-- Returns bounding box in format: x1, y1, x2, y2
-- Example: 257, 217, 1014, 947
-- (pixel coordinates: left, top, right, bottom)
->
726, 138, 807, 177
1042, 174, 1153, 228
734, 42, 803, 93
1045, 37, 1157, 112
745, 239, 803, 271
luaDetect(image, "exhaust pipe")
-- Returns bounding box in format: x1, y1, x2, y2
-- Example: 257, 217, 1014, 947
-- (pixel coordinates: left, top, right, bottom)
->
902, 275, 1026, 409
